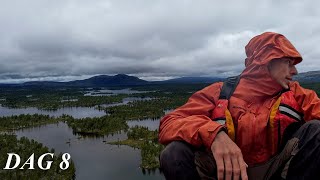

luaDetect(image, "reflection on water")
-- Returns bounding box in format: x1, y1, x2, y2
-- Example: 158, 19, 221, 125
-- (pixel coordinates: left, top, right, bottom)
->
15, 122, 164, 180
0, 106, 106, 118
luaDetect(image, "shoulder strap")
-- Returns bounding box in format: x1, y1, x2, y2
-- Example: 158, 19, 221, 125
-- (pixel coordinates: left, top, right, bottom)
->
219, 75, 241, 100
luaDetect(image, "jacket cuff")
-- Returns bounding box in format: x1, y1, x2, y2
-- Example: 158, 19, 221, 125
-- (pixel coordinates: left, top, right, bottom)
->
198, 121, 225, 149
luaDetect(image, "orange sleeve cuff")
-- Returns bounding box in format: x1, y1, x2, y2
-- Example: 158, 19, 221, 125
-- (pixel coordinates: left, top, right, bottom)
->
198, 121, 225, 149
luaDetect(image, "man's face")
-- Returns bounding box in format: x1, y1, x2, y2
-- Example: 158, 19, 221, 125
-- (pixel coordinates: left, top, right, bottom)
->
268, 58, 298, 89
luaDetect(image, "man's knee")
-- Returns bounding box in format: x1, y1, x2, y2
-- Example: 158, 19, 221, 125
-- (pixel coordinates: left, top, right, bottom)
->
160, 141, 200, 179
160, 141, 194, 166
284, 120, 320, 179
289, 120, 320, 150
294, 120, 320, 137
303, 120, 320, 129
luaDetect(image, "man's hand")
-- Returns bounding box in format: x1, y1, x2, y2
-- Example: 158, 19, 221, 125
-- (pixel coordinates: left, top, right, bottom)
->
211, 131, 248, 180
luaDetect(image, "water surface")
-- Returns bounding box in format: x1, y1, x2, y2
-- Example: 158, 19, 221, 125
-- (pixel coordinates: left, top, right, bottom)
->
15, 122, 164, 180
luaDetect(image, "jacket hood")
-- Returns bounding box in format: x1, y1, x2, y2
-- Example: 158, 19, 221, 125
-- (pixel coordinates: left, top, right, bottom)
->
235, 32, 303, 102
244, 32, 302, 67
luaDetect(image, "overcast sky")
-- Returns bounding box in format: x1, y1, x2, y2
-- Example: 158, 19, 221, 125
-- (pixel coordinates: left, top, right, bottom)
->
0, 0, 319, 83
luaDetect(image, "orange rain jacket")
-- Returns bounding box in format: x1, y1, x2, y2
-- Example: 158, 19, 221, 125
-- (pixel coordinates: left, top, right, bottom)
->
159, 32, 320, 166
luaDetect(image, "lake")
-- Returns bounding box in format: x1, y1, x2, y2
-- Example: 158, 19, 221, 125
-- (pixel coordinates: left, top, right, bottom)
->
15, 122, 164, 180
1, 94, 165, 179
0, 91, 167, 179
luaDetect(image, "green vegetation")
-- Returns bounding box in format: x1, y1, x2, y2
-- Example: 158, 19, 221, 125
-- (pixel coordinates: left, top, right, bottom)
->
0, 86, 128, 110
0, 134, 76, 179
108, 126, 164, 169
0, 113, 128, 138
0, 114, 60, 131
66, 116, 128, 136
301, 82, 320, 96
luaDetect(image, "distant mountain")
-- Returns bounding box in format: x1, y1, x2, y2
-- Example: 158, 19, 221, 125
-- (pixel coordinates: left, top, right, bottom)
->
2, 71, 319, 87
161, 77, 224, 84
70, 74, 148, 86
23, 74, 148, 87
294, 70, 320, 83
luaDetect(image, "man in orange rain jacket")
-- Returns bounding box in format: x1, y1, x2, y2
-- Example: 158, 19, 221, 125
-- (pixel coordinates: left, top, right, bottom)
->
159, 32, 320, 180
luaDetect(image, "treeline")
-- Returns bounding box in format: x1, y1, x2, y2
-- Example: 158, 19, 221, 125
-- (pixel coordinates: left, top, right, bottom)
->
0, 113, 127, 139
109, 126, 164, 169
66, 115, 128, 136
0, 134, 76, 179
0, 114, 60, 131
0, 113, 129, 137
105, 96, 188, 121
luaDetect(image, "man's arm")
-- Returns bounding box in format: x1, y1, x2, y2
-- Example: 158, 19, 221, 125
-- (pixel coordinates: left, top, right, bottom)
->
158, 82, 224, 148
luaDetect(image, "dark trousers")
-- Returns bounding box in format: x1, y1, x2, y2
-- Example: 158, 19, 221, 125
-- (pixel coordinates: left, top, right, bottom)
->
160, 141, 201, 180
160, 120, 320, 180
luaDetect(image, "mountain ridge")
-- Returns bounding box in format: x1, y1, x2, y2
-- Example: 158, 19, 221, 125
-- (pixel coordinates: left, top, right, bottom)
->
22, 74, 148, 87
0, 70, 319, 87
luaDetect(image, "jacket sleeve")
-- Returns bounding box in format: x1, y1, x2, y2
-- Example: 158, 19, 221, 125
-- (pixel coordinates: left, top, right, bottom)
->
290, 82, 320, 121
158, 82, 225, 149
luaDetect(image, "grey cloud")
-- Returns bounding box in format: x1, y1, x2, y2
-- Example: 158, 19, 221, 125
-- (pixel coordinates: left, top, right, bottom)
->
0, 0, 319, 82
